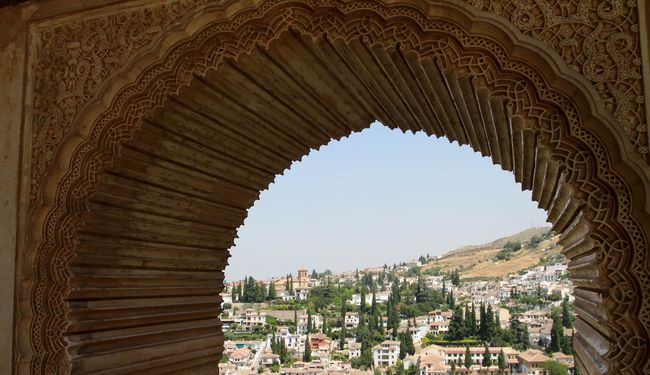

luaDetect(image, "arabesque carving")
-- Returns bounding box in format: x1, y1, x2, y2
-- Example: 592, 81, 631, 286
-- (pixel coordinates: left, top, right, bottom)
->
29, 0, 647, 206
18, 0, 650, 374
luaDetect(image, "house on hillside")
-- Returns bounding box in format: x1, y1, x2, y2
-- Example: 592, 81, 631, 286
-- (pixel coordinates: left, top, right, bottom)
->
372, 340, 400, 367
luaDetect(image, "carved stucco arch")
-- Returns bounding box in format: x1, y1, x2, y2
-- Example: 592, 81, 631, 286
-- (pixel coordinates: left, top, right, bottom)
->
16, 0, 650, 373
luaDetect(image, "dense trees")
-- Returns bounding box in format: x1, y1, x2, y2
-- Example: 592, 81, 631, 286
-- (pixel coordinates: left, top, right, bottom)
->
270, 333, 289, 364
240, 276, 267, 302
509, 316, 530, 350
496, 241, 522, 261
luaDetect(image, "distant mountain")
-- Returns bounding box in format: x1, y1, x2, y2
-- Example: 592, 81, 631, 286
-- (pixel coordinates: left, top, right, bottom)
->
420, 227, 563, 279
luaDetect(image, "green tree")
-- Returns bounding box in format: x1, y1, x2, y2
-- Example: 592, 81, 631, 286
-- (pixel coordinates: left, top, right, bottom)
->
485, 304, 496, 340
562, 335, 573, 355
399, 332, 415, 359
448, 305, 465, 340
446, 290, 455, 308
503, 241, 521, 252
360, 287, 367, 314
268, 281, 277, 300
303, 335, 312, 362
231, 285, 237, 302
307, 310, 313, 334
464, 346, 473, 369
497, 349, 506, 374
561, 297, 574, 328
481, 343, 492, 367
479, 302, 488, 341
371, 291, 378, 315
549, 310, 564, 353
470, 302, 477, 336
450, 269, 461, 286
463, 303, 472, 338
450, 361, 456, 375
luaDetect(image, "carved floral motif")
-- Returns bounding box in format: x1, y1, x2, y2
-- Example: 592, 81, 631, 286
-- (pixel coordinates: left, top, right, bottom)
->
29, 0, 647, 205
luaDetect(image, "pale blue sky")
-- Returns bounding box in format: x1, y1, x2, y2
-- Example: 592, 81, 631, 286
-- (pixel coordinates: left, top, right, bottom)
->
225, 123, 548, 282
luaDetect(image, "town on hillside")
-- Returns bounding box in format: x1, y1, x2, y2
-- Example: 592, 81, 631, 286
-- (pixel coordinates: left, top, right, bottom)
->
220, 229, 576, 375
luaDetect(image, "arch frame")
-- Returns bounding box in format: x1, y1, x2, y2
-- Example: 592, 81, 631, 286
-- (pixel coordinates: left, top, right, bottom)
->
10, 0, 650, 373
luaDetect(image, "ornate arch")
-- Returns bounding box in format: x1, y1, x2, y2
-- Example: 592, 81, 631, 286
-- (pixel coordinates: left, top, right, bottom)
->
16, 0, 650, 373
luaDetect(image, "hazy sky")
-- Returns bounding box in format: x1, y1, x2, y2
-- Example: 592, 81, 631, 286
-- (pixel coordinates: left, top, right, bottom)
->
225, 123, 548, 282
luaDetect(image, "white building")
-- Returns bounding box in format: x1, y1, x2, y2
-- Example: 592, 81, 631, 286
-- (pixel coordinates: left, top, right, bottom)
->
372, 340, 400, 367
348, 342, 362, 359
408, 325, 430, 344
345, 312, 360, 328
297, 313, 323, 334
295, 288, 309, 301
277, 326, 302, 352
241, 308, 266, 330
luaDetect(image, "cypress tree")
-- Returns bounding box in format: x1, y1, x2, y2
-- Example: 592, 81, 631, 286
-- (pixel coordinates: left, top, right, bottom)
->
307, 310, 313, 334
470, 302, 477, 336
280, 339, 288, 363
447, 290, 455, 308
442, 279, 447, 300
479, 302, 488, 341
562, 297, 573, 328
448, 305, 465, 340
562, 334, 573, 355
464, 345, 472, 369
497, 349, 506, 374
294, 309, 298, 332
481, 343, 492, 367
521, 324, 530, 350
231, 285, 237, 302
268, 281, 277, 300
549, 309, 564, 353
339, 324, 346, 350
360, 287, 367, 314
303, 335, 311, 362
485, 304, 495, 340
371, 291, 377, 315
463, 303, 472, 338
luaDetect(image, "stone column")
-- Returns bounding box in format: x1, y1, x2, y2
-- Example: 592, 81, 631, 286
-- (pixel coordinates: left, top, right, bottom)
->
0, 4, 29, 373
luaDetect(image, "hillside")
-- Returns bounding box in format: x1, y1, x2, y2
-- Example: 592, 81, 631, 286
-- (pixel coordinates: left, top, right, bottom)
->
421, 227, 564, 279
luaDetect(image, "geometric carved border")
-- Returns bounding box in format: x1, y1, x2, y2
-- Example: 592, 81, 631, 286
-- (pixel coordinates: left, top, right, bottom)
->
18, 0, 650, 374
29, 0, 648, 207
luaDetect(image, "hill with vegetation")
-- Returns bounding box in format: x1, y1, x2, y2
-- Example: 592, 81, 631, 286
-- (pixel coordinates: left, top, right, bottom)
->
421, 227, 564, 279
